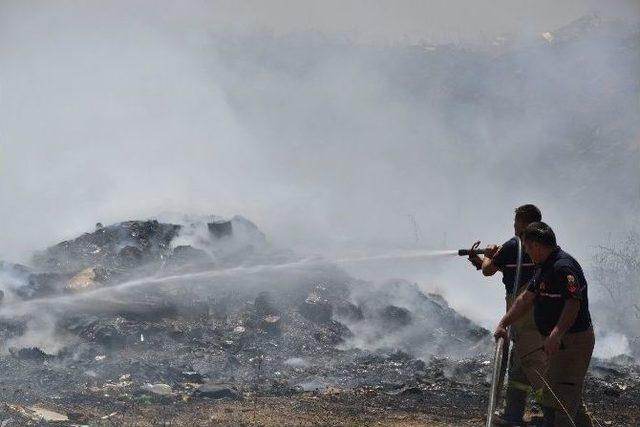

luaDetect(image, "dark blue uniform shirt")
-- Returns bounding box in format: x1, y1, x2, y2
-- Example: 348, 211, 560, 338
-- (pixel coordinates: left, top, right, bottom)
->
492, 237, 535, 294
526, 247, 592, 336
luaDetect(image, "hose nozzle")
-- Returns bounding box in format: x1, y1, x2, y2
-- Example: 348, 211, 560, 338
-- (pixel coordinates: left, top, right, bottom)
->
458, 248, 486, 256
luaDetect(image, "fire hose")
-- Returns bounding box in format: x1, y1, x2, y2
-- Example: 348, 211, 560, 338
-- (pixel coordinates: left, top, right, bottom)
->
486, 335, 507, 426
459, 238, 523, 426
492, 236, 522, 425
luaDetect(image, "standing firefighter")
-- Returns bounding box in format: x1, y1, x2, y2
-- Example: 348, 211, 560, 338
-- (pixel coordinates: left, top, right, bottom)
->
494, 222, 595, 427
468, 204, 547, 425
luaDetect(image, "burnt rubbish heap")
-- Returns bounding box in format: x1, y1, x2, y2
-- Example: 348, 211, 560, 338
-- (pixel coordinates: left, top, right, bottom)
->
0, 215, 637, 425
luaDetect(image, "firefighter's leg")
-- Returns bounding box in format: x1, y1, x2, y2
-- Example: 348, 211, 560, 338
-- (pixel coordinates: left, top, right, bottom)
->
543, 401, 593, 427
513, 303, 547, 405
494, 294, 533, 425
493, 347, 530, 425
543, 328, 594, 427
503, 354, 529, 424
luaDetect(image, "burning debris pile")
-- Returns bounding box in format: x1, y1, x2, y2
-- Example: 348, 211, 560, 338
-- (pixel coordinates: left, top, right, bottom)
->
0, 216, 638, 425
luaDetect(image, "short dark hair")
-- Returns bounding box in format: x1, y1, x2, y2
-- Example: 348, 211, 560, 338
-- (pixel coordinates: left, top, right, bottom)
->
515, 204, 542, 224
523, 222, 557, 247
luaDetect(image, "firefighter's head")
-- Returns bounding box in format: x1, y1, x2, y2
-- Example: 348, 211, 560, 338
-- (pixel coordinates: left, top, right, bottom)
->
514, 204, 542, 236
522, 221, 557, 263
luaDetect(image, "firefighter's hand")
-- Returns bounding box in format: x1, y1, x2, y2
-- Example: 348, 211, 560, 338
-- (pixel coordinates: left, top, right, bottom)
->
493, 324, 508, 341
484, 244, 499, 259
544, 332, 562, 356
468, 241, 481, 257
468, 241, 482, 269
468, 241, 481, 262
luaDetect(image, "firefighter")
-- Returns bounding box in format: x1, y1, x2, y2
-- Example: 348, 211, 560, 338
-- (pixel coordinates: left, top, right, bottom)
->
494, 222, 595, 427
468, 204, 547, 425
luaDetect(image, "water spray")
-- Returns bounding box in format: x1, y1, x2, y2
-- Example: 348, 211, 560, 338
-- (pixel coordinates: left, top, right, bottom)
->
0, 248, 462, 318
0, 244, 518, 320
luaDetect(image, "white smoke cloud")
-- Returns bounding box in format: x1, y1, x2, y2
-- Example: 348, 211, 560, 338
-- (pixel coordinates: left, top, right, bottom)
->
0, 1, 638, 356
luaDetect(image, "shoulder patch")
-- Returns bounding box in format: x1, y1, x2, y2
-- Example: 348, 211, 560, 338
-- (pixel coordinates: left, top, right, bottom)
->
567, 275, 578, 294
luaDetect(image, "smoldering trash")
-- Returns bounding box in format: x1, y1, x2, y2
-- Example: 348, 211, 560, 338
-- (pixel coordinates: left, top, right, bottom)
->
0, 215, 638, 425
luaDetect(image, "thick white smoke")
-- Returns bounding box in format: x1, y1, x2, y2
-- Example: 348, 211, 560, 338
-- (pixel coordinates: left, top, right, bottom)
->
0, 1, 639, 356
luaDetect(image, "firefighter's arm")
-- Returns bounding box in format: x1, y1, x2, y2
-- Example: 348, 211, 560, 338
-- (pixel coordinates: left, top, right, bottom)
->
468, 244, 499, 275
481, 253, 499, 276
493, 290, 535, 340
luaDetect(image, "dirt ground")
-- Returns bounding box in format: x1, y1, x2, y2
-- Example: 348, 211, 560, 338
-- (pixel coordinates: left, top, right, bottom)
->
3, 395, 484, 426
3, 388, 638, 427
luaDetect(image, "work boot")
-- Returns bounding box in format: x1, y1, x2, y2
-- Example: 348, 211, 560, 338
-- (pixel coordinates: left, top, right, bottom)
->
492, 388, 527, 425
492, 413, 524, 426
574, 402, 594, 427
528, 414, 545, 426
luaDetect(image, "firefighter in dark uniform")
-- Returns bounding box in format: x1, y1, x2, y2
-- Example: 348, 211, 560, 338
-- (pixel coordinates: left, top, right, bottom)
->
494, 222, 595, 427
468, 204, 546, 425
